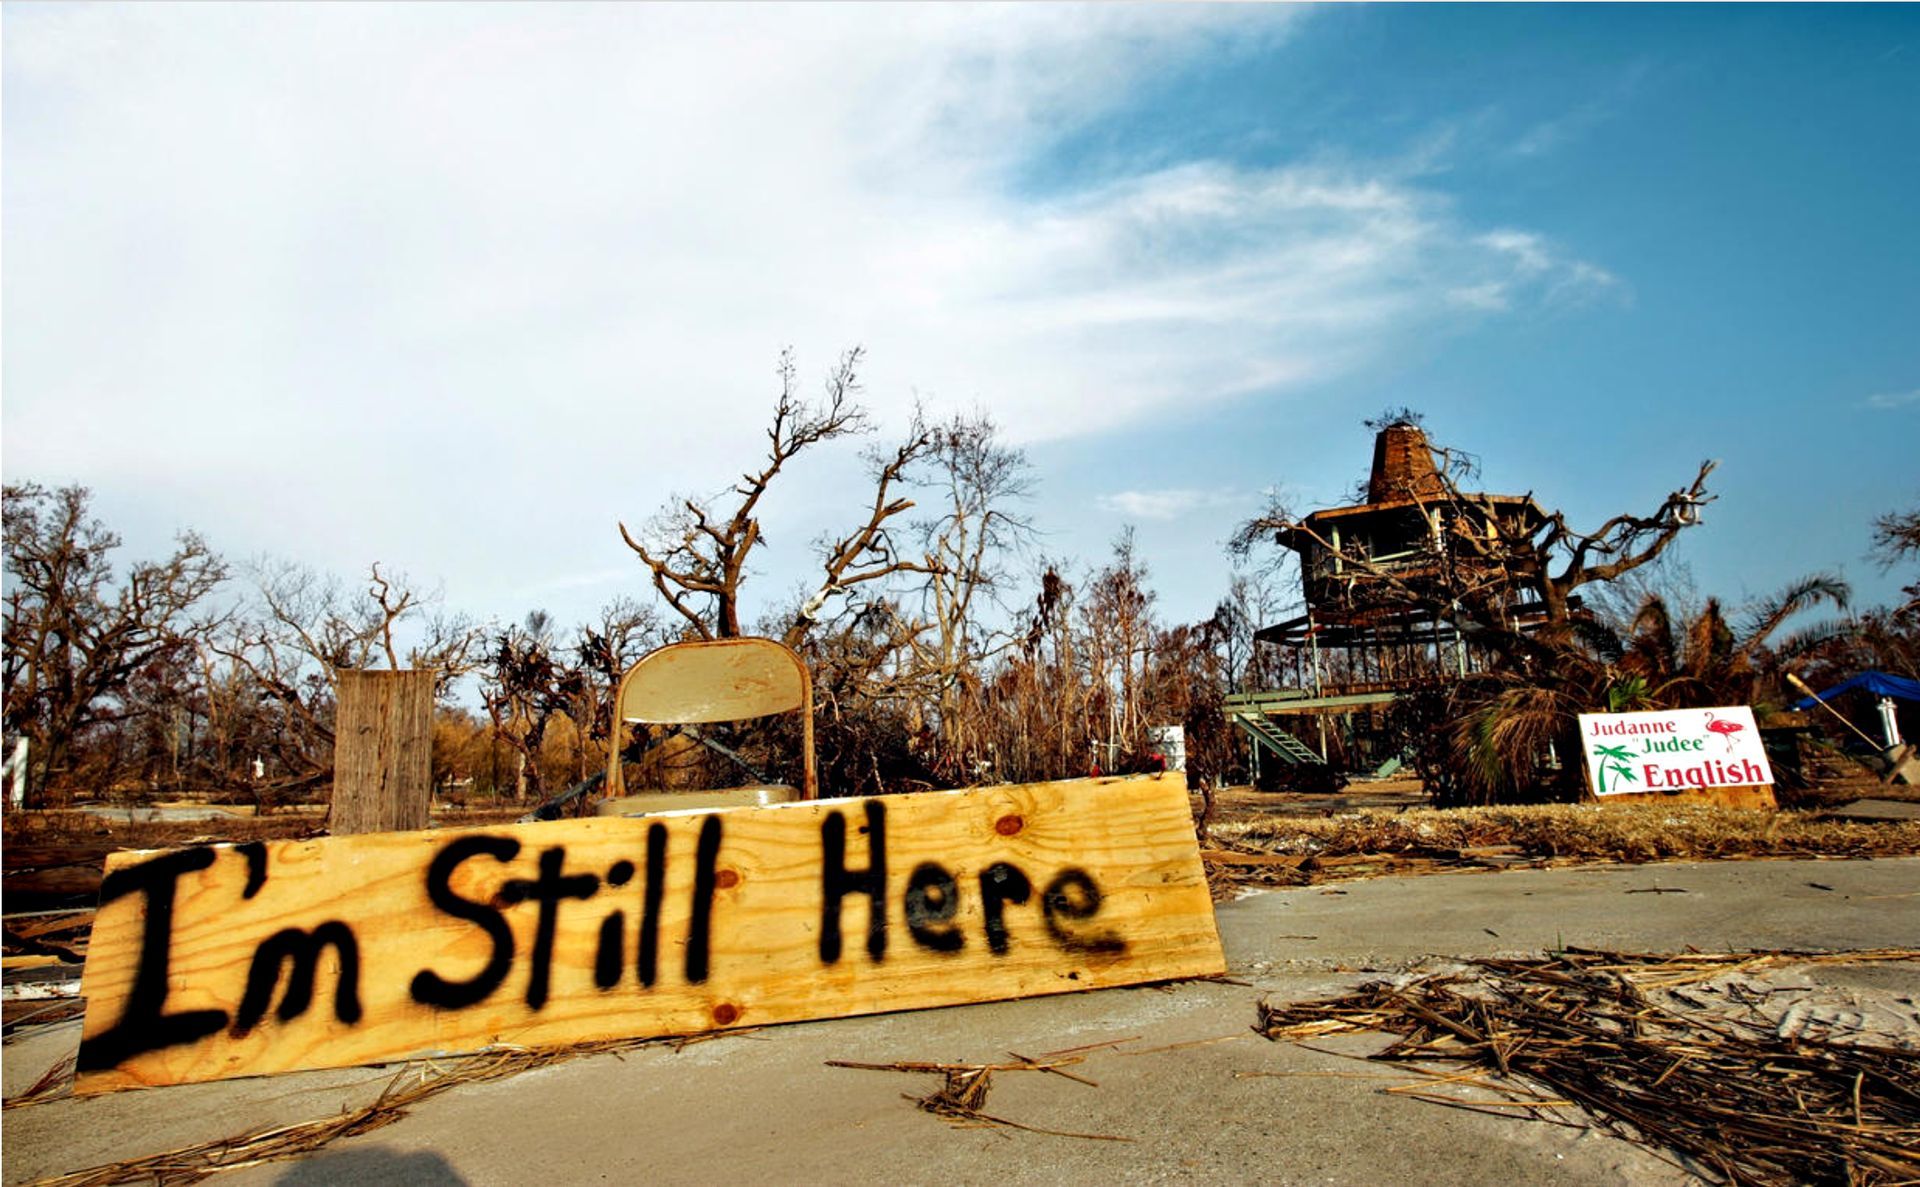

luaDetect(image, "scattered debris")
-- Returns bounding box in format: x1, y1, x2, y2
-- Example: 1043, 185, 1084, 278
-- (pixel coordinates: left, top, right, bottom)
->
828, 1053, 1130, 1142
1202, 803, 1920, 896
2, 998, 86, 1041
1, 966, 84, 1003
1113, 1033, 1248, 1058
19, 1032, 747, 1186
1, 848, 109, 912
2, 911, 92, 1038
6, 1054, 77, 1110
1255, 948, 1920, 1186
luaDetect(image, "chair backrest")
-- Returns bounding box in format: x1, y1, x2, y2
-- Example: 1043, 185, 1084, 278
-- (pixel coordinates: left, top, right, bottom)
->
605, 638, 816, 800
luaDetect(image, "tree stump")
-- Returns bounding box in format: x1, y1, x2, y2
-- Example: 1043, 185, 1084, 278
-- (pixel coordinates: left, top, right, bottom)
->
331, 670, 435, 835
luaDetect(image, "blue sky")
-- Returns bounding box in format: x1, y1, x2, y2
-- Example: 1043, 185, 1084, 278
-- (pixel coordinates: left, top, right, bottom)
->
5, 4, 1916, 638
1033, 4, 1920, 619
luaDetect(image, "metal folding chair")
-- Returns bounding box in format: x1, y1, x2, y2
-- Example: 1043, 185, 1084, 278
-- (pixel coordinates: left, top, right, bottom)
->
596, 637, 817, 816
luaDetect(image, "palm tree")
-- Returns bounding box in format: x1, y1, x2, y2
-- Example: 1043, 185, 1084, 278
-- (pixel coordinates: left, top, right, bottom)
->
1617, 574, 1850, 710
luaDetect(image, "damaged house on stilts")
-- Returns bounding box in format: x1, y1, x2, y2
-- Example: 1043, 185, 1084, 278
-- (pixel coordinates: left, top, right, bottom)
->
1228, 419, 1556, 787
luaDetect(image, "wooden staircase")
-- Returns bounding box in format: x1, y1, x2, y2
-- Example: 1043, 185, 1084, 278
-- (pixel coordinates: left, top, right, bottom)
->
1224, 699, 1325, 767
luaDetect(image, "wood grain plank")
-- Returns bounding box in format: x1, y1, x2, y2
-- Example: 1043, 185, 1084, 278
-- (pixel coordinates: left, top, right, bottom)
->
331, 670, 435, 835
76, 773, 1221, 1092
1591, 784, 1778, 810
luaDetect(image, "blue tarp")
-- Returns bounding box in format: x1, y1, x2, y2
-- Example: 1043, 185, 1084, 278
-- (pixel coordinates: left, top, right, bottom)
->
1792, 671, 1920, 710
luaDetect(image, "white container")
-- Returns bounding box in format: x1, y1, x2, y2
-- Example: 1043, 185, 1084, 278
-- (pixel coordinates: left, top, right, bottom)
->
1147, 725, 1186, 772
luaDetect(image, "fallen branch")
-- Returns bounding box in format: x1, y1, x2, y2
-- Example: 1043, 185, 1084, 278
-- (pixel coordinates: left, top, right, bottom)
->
828, 1054, 1131, 1142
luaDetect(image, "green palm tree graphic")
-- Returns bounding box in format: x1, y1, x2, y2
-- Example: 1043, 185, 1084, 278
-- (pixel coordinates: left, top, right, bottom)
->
1591, 744, 1638, 794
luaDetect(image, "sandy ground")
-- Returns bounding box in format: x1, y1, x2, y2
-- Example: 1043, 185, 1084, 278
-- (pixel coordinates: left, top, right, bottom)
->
6, 855, 1917, 1186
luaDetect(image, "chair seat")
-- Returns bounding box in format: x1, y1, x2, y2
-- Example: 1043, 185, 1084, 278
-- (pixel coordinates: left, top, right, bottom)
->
594, 785, 802, 817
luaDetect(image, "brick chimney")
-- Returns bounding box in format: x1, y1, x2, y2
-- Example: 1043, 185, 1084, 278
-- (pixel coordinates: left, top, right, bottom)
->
1366, 422, 1444, 504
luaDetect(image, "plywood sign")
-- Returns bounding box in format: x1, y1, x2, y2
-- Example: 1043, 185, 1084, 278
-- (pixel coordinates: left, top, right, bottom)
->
76, 774, 1222, 1092
1578, 706, 1775, 796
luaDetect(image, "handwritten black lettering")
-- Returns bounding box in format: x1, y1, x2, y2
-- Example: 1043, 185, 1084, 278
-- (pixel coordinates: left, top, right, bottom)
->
77, 848, 230, 1072
232, 922, 362, 1036
1041, 869, 1126, 956
594, 911, 625, 990
410, 835, 520, 1010
502, 848, 600, 1010
820, 801, 887, 964
235, 842, 268, 899
685, 815, 722, 983
638, 822, 666, 987
977, 861, 1031, 956
82, 798, 1156, 1082
904, 862, 964, 953
596, 860, 634, 990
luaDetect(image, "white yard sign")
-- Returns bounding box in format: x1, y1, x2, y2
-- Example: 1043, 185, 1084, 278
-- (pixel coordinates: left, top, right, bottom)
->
1577, 706, 1774, 796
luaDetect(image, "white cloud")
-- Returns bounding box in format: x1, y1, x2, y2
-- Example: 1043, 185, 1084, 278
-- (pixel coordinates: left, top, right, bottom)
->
2, 4, 1620, 621
1863, 388, 1920, 410
1508, 102, 1608, 159
1446, 283, 1511, 312
1098, 488, 1240, 522
1476, 229, 1554, 275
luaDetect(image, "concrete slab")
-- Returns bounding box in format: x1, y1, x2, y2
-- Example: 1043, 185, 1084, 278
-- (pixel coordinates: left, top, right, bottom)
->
1825, 797, 1920, 822
7, 857, 1917, 1186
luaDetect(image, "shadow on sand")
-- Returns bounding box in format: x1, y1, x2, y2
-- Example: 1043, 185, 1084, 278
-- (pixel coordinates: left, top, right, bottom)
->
275, 1145, 467, 1186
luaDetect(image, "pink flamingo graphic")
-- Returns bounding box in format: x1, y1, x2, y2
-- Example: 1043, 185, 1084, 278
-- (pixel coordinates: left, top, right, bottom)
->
1704, 712, 1745, 753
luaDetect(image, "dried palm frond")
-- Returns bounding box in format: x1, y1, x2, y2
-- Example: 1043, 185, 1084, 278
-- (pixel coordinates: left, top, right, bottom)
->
1740, 573, 1850, 664
28, 1033, 741, 1187
1255, 948, 1920, 1186
827, 1055, 1129, 1142
1453, 682, 1577, 801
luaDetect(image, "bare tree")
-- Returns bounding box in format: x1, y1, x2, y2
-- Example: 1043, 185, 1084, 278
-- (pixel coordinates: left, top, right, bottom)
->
1001, 563, 1086, 780
788, 408, 1041, 788
3, 483, 227, 804
233, 559, 479, 682
479, 611, 564, 801
211, 558, 481, 800
1080, 530, 1158, 764
1216, 572, 1292, 694
971, 560, 1093, 782
561, 597, 661, 780
784, 415, 945, 647
619, 347, 946, 648
470, 599, 664, 801
1871, 502, 1920, 617
789, 596, 941, 797
893, 413, 1035, 770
